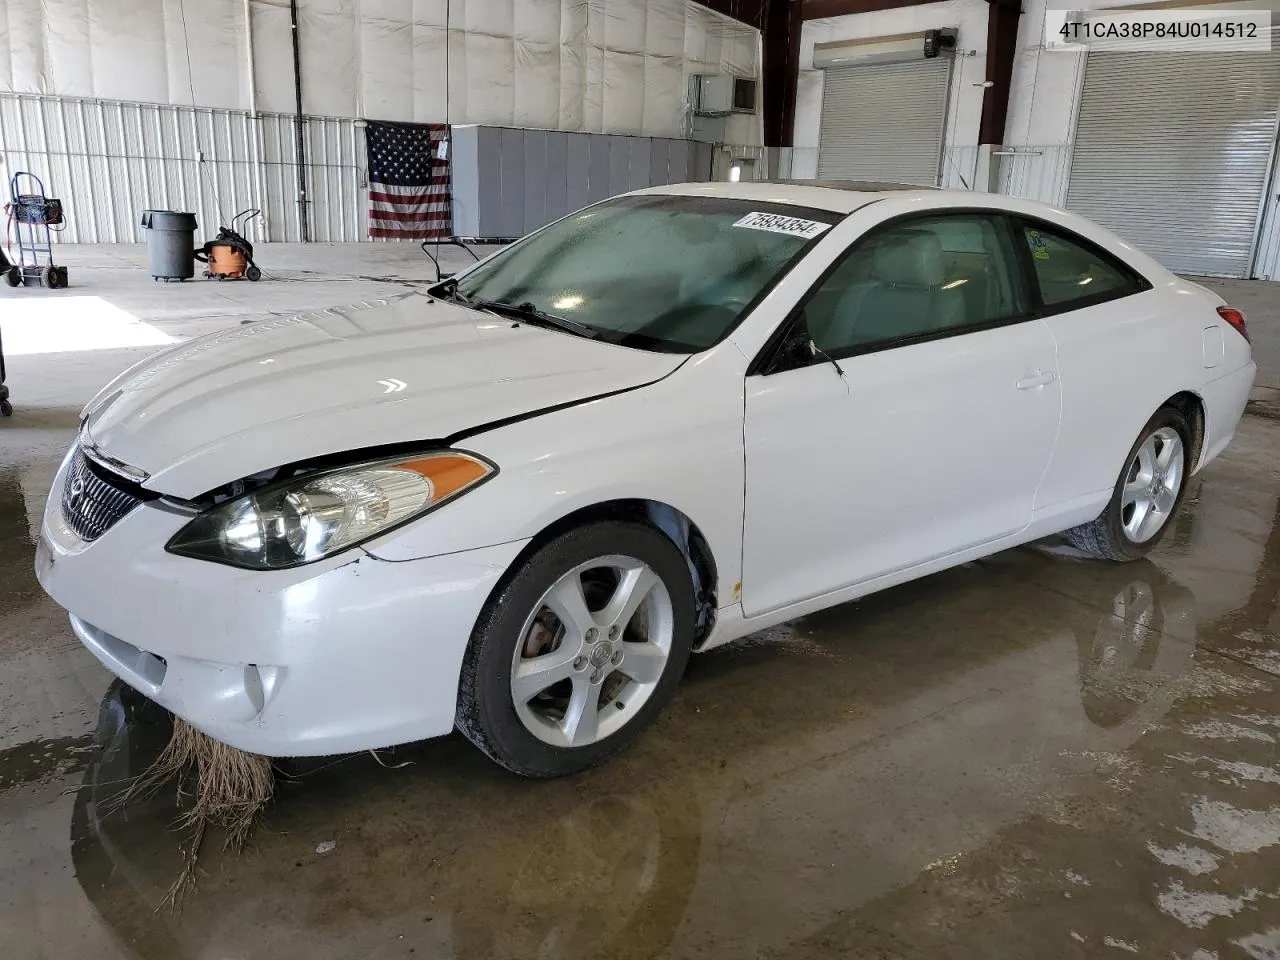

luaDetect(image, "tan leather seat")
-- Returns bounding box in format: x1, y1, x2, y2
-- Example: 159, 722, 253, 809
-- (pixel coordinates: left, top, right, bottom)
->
812, 230, 966, 350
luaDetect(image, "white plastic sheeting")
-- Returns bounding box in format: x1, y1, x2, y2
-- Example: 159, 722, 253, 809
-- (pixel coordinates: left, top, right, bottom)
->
0, 0, 253, 108
1, 0, 759, 138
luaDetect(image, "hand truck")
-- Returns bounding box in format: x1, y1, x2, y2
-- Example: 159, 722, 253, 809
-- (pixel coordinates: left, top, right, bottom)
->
4, 172, 69, 289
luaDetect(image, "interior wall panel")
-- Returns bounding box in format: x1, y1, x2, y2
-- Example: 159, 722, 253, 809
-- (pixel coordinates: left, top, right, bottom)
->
588, 134, 612, 203
90, 0, 169, 104
449, 125, 716, 239
566, 132, 591, 211
0, 0, 759, 247
995, 145, 1072, 208
161, 0, 248, 109
2, 0, 760, 140
249, 0, 297, 115
298, 0, 361, 117
523, 130, 549, 232
0, 94, 361, 244
45, 0, 92, 97
545, 131, 569, 221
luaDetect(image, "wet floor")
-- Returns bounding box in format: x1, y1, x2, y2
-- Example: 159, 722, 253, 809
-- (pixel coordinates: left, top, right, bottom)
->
3, 414, 1280, 959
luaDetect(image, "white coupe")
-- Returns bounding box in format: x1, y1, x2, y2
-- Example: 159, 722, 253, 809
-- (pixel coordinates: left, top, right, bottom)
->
36, 182, 1255, 777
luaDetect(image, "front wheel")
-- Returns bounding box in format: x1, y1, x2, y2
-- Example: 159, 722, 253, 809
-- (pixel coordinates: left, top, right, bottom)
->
1065, 406, 1192, 561
4, 266, 20, 287
456, 522, 696, 778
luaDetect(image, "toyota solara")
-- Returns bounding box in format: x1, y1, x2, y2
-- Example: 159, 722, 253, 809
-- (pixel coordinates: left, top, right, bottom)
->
36, 181, 1255, 777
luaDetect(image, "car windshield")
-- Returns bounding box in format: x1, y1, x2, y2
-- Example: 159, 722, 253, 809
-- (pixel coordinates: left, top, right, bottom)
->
448, 195, 837, 353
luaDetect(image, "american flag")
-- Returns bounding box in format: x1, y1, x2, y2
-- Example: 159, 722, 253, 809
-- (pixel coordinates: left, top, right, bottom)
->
365, 120, 451, 240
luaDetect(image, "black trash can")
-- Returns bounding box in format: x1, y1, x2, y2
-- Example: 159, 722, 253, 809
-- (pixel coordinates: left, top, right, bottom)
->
140, 210, 198, 280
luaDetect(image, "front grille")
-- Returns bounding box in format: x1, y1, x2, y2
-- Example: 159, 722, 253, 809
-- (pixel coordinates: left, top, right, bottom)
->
61, 447, 146, 541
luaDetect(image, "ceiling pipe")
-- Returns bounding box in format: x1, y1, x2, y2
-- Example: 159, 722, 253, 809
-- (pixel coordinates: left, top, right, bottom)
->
289, 0, 310, 242
243, 0, 257, 116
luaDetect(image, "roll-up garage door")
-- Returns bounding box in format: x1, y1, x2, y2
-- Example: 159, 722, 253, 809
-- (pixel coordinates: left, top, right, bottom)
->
816, 58, 952, 185
1067, 49, 1280, 277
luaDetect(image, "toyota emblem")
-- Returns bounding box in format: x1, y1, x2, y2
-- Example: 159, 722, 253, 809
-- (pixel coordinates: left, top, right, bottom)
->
67, 476, 86, 508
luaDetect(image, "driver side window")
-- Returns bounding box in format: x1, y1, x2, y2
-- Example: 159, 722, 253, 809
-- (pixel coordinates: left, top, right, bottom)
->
804, 214, 1025, 357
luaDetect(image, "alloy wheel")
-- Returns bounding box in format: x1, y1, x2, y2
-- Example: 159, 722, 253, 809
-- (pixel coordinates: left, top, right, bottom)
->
510, 555, 675, 748
1120, 427, 1184, 544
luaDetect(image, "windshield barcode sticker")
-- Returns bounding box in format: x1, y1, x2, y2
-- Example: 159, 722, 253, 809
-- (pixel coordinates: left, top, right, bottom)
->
733, 212, 830, 239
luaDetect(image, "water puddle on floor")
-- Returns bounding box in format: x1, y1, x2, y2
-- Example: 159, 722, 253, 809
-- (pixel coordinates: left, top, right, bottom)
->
0, 466, 42, 614
0, 733, 96, 790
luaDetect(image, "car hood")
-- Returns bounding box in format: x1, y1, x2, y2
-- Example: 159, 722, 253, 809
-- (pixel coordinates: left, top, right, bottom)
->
81, 292, 684, 498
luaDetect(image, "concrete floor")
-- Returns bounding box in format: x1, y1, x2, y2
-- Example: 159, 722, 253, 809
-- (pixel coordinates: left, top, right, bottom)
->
2, 246, 1280, 959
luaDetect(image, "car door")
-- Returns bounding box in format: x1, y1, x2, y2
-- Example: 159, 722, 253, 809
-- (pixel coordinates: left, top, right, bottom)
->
1008, 219, 1166, 512
741, 212, 1062, 618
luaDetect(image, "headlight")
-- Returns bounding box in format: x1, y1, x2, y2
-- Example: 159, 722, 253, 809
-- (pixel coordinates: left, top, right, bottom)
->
166, 452, 495, 569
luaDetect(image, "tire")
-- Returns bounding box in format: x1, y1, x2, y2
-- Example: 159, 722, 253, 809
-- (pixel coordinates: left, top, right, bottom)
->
0, 400, 11, 417
456, 521, 696, 778
41, 265, 57, 288
1065, 406, 1193, 561
245, 264, 261, 282
4, 266, 20, 287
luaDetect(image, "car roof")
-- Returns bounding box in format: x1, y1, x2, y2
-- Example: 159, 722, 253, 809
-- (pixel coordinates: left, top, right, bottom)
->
625, 180, 1171, 284
630, 179, 945, 214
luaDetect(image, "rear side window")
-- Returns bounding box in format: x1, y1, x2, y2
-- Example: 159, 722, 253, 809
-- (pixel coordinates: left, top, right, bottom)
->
1019, 222, 1145, 309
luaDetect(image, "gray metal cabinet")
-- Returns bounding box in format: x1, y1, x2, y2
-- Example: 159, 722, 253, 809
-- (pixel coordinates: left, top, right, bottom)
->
451, 125, 713, 239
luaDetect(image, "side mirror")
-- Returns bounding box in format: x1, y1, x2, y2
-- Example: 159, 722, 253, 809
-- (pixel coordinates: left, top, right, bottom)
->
759, 314, 821, 376
781, 323, 816, 368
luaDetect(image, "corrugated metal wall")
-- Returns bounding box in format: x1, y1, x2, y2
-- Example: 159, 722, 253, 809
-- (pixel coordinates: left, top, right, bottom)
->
995, 145, 1073, 207
1, 94, 364, 243
258, 112, 365, 243
939, 145, 981, 191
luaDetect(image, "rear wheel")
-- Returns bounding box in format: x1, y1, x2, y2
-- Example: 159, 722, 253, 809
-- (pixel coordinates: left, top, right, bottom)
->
1065, 406, 1192, 561
4, 266, 20, 287
456, 522, 695, 778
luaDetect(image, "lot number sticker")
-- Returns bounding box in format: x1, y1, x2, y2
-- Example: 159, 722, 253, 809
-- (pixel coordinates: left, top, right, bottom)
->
733, 212, 830, 240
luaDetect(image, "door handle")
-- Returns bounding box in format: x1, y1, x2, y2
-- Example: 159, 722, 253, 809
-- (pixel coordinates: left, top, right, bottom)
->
1016, 370, 1058, 390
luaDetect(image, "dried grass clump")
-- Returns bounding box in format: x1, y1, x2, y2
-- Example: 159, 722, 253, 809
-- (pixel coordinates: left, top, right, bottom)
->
115, 717, 276, 908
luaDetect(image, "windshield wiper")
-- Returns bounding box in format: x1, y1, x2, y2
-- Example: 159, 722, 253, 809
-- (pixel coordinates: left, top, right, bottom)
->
474, 299, 600, 339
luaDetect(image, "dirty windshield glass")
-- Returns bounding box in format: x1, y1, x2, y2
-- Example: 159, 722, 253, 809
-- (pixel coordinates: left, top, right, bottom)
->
450, 195, 836, 353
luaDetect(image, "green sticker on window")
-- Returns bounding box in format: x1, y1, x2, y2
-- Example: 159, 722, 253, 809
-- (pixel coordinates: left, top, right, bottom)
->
1027, 230, 1051, 260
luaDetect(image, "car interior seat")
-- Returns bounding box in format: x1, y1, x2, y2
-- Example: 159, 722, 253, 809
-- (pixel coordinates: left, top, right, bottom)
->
810, 230, 966, 350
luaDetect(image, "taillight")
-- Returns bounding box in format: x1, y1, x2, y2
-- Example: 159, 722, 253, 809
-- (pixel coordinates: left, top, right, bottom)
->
1217, 305, 1250, 343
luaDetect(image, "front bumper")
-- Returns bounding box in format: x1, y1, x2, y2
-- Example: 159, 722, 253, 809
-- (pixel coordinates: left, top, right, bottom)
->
35, 452, 528, 756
